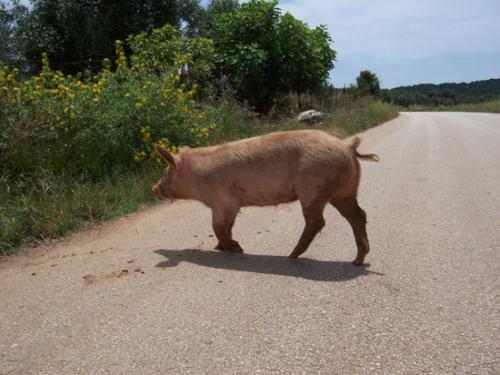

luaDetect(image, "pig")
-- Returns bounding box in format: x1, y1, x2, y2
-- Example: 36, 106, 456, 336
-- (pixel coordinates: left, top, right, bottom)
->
152, 130, 379, 265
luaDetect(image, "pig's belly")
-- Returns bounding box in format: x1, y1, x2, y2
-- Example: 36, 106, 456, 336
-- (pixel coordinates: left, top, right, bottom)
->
231, 180, 298, 207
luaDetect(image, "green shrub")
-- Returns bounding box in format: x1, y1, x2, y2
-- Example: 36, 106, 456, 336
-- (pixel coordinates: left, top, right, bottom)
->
0, 25, 215, 181
210, 0, 336, 113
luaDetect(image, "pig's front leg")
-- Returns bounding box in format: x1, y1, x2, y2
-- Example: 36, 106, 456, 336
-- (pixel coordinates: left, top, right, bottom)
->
212, 207, 243, 253
289, 200, 327, 258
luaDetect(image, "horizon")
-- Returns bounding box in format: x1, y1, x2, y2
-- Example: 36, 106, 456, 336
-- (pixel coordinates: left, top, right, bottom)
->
381, 77, 500, 90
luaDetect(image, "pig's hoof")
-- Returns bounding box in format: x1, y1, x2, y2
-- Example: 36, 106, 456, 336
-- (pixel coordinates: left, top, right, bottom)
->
214, 242, 243, 253
288, 249, 304, 258
227, 242, 243, 253
352, 258, 364, 266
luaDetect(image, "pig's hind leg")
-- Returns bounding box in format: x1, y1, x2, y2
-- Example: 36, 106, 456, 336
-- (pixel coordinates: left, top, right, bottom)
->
212, 207, 243, 253
331, 198, 369, 266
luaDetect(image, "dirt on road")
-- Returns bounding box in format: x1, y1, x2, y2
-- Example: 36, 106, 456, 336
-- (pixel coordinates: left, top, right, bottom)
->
1, 112, 499, 374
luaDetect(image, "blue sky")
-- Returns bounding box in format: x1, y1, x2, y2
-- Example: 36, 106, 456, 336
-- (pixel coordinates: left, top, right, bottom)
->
277, 0, 500, 88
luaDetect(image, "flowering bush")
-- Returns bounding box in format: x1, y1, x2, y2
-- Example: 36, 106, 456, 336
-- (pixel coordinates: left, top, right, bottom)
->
0, 24, 215, 180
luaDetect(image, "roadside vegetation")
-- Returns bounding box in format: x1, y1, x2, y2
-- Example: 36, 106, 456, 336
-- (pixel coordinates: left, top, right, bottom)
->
0, 0, 398, 255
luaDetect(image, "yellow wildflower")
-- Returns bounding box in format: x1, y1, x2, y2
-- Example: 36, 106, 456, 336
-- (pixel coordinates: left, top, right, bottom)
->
133, 151, 146, 162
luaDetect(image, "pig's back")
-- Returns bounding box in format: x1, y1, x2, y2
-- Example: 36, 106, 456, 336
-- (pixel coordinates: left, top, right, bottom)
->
192, 130, 349, 167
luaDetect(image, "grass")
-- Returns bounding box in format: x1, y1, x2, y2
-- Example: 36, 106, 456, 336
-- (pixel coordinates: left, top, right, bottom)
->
0, 167, 159, 254
0, 96, 399, 256
206, 95, 399, 141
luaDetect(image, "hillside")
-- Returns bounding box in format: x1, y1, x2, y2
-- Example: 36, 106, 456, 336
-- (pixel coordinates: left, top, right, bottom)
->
382, 78, 500, 106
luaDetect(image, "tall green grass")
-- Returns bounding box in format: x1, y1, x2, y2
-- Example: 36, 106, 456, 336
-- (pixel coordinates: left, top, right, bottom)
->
0, 167, 158, 254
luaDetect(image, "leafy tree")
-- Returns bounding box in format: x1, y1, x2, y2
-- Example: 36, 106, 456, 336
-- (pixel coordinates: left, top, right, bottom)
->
356, 70, 380, 96
208, 0, 239, 14
0, 0, 29, 68
177, 0, 206, 36
170, 0, 239, 37
205, 0, 239, 28
278, 13, 335, 100
210, 0, 335, 112
12, 0, 200, 74
0, 1, 12, 63
210, 0, 280, 112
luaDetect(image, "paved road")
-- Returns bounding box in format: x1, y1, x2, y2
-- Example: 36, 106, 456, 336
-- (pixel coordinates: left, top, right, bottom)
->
1, 112, 499, 374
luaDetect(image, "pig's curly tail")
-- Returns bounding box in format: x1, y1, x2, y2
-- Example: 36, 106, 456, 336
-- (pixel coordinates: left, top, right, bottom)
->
349, 136, 380, 162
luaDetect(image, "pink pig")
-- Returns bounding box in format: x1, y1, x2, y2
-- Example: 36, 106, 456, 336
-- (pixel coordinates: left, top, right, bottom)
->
152, 130, 379, 265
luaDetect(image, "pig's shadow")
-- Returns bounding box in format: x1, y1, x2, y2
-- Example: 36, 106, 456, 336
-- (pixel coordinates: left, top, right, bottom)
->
154, 249, 382, 282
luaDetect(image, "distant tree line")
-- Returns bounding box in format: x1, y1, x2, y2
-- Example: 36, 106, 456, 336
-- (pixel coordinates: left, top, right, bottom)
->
382, 79, 500, 106
0, 0, 336, 113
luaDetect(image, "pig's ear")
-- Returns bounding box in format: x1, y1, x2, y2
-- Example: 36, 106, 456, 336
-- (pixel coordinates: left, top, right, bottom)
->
155, 145, 177, 168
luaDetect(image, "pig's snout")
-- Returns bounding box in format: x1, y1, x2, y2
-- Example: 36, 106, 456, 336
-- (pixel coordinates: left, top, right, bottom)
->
152, 184, 162, 198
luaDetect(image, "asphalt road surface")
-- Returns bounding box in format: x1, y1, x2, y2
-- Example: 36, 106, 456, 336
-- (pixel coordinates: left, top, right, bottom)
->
1, 112, 499, 374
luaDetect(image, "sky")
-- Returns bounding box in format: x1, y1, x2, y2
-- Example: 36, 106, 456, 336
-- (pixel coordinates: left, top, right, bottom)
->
277, 0, 500, 88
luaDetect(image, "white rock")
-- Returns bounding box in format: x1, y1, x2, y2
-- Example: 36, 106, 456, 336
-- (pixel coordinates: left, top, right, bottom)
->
297, 110, 325, 124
